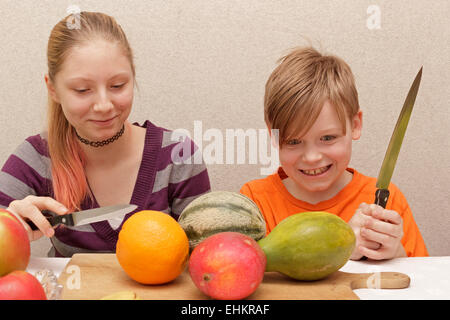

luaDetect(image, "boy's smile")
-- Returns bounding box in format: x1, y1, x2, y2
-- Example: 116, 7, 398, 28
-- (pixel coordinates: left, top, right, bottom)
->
279, 100, 362, 204
300, 164, 332, 176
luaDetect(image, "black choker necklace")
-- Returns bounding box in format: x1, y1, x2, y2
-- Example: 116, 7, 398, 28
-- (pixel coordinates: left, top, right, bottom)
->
75, 125, 125, 147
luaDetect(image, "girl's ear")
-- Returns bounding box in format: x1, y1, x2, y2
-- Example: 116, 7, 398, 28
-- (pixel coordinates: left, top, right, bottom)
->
351, 110, 363, 140
44, 74, 60, 103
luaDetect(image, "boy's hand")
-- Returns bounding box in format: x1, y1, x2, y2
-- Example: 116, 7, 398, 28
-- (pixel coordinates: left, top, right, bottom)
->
356, 203, 406, 260
348, 203, 381, 260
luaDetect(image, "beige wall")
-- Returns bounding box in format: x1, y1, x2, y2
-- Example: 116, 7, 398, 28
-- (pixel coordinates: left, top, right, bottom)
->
0, 0, 448, 256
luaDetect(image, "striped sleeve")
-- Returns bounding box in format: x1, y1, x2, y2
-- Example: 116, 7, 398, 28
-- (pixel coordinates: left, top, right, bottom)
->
0, 134, 52, 208
158, 130, 210, 219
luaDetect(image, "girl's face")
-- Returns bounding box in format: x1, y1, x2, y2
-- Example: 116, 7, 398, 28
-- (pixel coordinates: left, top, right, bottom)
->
279, 100, 362, 201
46, 40, 134, 142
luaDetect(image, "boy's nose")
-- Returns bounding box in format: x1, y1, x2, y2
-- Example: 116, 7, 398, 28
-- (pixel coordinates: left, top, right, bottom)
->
302, 147, 323, 163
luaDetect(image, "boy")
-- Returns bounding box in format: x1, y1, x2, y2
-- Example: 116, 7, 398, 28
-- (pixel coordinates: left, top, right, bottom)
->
240, 47, 428, 260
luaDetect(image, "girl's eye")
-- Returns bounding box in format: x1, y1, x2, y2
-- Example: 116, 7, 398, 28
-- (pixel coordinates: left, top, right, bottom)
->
321, 135, 336, 142
74, 89, 89, 94
286, 138, 302, 146
111, 83, 125, 89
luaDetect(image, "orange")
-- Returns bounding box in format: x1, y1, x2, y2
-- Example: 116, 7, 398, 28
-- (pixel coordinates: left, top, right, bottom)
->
116, 210, 189, 285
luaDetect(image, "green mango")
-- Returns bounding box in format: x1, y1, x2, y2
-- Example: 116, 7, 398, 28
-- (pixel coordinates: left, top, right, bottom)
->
258, 211, 355, 281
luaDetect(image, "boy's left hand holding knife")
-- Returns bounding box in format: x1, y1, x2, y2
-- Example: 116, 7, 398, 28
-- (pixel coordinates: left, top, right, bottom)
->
349, 203, 406, 260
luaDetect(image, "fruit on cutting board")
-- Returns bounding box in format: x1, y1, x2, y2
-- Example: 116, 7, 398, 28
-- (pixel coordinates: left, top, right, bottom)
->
0, 209, 30, 277
101, 291, 142, 300
189, 232, 266, 300
0, 270, 47, 300
258, 211, 355, 281
178, 191, 266, 250
116, 210, 189, 285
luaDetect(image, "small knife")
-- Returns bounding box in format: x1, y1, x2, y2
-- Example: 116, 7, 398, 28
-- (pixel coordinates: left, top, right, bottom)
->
28, 204, 138, 230
374, 67, 423, 208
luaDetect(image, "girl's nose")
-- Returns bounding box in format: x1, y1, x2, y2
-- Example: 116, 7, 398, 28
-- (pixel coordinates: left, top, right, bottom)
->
93, 89, 114, 112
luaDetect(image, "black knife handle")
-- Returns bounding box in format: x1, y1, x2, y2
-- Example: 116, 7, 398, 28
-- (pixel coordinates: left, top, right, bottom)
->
28, 213, 74, 231
374, 188, 390, 209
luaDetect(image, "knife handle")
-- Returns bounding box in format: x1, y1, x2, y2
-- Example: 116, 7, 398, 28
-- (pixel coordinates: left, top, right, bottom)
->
374, 188, 390, 209
28, 213, 74, 231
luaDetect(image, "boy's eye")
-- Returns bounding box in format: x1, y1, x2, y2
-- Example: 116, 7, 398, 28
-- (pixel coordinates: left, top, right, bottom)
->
286, 138, 302, 146
321, 135, 336, 142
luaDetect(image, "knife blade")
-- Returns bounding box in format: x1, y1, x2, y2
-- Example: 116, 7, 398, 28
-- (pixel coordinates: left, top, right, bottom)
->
374, 67, 423, 208
28, 204, 138, 230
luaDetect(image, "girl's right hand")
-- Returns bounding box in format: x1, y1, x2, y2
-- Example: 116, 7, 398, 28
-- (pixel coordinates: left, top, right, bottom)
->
6, 195, 69, 241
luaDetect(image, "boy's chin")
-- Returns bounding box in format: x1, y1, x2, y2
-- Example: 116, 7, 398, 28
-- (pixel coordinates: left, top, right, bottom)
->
299, 183, 334, 194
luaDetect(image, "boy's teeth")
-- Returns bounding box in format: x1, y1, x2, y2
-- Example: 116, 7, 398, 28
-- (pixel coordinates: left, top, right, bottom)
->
302, 166, 329, 176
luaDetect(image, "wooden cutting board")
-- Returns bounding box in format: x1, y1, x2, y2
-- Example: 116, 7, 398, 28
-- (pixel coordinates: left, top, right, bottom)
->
57, 253, 410, 300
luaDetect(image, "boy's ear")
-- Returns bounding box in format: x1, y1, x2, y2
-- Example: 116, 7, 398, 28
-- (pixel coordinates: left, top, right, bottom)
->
351, 110, 363, 140
44, 74, 60, 104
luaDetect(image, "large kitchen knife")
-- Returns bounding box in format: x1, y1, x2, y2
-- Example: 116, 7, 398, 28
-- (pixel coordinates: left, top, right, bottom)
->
28, 204, 137, 230
374, 67, 422, 208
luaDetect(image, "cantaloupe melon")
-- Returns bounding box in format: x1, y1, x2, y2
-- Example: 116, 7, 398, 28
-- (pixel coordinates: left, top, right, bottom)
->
178, 191, 266, 250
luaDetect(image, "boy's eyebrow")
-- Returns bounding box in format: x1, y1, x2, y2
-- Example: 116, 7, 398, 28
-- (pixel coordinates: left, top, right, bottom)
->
317, 126, 345, 134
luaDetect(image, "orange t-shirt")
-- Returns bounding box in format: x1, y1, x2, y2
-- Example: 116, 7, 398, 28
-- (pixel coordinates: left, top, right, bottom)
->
240, 167, 428, 257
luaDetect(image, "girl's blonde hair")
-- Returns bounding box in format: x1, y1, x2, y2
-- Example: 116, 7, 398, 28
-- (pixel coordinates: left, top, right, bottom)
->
264, 47, 360, 145
46, 12, 135, 210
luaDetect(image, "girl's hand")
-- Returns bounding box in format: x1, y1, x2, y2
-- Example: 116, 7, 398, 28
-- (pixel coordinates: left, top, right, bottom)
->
348, 203, 382, 260
7, 195, 68, 241
357, 203, 406, 260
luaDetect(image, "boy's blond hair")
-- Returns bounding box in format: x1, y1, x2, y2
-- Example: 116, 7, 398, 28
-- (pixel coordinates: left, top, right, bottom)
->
264, 47, 360, 145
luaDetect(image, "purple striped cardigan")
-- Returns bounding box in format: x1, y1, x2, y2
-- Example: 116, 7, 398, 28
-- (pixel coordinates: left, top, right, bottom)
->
0, 120, 211, 257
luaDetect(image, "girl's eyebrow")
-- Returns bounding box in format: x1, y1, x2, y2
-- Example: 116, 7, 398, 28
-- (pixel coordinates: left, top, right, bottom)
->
66, 77, 92, 83
66, 72, 130, 83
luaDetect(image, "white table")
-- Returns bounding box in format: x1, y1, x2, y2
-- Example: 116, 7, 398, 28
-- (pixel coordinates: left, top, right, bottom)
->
26, 256, 450, 300
341, 256, 450, 299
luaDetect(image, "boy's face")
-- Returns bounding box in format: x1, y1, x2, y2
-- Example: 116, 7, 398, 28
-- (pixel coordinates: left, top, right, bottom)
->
45, 40, 134, 142
279, 100, 362, 200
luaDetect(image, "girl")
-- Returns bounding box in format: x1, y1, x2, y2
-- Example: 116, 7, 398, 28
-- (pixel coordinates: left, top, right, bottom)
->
0, 12, 210, 257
